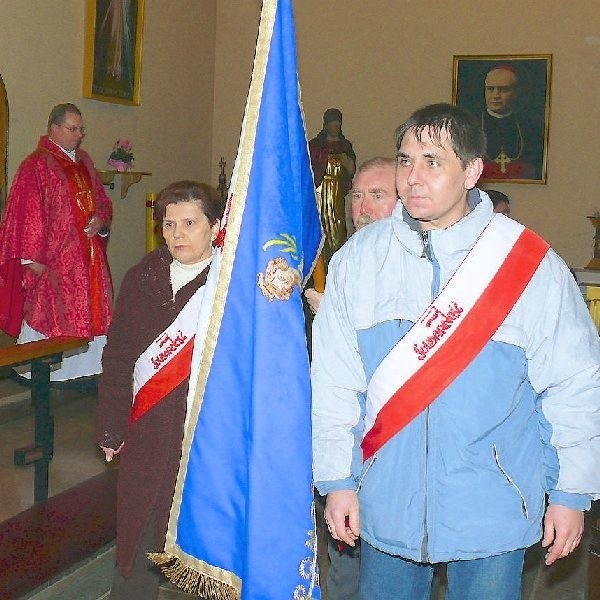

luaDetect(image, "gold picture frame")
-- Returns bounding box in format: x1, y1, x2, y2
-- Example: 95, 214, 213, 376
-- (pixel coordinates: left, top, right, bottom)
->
83, 0, 145, 106
452, 54, 552, 184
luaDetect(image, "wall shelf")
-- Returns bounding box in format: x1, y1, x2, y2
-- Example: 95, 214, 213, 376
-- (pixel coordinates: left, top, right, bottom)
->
98, 170, 152, 199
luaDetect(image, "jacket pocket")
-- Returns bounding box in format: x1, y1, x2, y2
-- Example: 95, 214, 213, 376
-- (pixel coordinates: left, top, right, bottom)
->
493, 444, 529, 519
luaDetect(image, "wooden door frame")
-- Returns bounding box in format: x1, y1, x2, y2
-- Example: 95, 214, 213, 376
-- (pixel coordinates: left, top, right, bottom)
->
0, 74, 7, 216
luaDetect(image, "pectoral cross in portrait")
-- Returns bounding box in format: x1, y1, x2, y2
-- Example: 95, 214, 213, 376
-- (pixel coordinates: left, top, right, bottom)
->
493, 149, 512, 174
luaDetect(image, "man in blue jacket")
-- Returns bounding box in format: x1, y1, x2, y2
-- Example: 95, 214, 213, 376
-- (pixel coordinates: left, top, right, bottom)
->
311, 102, 600, 600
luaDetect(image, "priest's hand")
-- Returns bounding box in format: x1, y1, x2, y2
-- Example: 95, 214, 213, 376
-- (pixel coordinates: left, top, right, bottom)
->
324, 489, 360, 546
100, 443, 124, 463
542, 504, 584, 565
25, 262, 46, 275
84, 215, 105, 238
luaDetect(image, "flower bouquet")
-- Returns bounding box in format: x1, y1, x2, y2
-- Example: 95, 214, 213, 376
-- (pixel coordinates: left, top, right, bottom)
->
108, 138, 135, 172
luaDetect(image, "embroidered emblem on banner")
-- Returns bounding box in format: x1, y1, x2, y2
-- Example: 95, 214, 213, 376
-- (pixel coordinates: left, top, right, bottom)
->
257, 233, 302, 301
293, 510, 319, 599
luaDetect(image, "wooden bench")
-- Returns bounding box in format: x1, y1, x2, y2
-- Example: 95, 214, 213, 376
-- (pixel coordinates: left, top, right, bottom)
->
0, 336, 88, 502
0, 469, 117, 599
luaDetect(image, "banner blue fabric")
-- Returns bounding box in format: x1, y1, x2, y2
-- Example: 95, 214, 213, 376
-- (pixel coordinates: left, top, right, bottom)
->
164, 1, 322, 598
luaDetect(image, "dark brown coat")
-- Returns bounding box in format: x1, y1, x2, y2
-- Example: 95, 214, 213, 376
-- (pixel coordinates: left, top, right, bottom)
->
95, 246, 209, 577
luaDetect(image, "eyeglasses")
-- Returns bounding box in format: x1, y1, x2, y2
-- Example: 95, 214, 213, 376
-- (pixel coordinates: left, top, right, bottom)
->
61, 124, 86, 135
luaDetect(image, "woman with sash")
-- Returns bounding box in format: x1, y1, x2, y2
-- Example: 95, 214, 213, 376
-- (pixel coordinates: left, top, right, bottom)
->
95, 181, 224, 599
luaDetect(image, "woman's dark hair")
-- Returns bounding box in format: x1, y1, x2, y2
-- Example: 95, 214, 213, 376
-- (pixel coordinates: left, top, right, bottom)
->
154, 180, 225, 224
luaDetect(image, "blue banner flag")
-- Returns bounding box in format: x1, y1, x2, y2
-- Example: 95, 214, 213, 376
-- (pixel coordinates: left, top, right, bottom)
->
149, 1, 322, 598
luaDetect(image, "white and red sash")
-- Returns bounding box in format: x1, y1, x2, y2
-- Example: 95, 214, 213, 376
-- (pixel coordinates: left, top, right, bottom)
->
130, 286, 206, 423
361, 216, 549, 460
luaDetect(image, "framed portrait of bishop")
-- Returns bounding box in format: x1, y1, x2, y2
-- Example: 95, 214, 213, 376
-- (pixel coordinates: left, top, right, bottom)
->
452, 54, 552, 184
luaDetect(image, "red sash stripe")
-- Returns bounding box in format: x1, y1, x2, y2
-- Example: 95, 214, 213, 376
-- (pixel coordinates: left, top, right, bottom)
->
361, 228, 549, 460
130, 337, 195, 424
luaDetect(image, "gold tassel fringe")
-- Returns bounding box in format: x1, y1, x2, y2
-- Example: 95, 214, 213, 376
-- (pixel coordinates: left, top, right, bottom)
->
148, 552, 240, 600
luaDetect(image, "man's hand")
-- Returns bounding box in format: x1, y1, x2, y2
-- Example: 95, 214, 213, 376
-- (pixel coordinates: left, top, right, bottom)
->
541, 504, 584, 565
83, 216, 105, 238
25, 261, 46, 275
324, 489, 360, 546
100, 442, 124, 463
304, 288, 323, 314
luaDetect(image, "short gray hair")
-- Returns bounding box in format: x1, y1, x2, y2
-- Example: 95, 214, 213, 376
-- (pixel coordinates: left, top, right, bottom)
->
355, 157, 396, 178
47, 103, 82, 129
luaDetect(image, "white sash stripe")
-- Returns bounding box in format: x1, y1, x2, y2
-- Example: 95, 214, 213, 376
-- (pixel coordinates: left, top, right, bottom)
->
364, 216, 524, 436
133, 285, 207, 402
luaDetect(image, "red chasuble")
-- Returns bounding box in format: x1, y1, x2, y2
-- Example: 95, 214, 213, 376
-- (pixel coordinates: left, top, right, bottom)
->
0, 136, 113, 338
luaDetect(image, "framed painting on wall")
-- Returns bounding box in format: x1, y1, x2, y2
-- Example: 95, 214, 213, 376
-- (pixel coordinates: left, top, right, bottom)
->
83, 0, 145, 106
452, 54, 552, 184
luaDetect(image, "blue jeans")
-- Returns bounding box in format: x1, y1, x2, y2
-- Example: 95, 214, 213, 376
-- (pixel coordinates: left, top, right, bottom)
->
327, 538, 360, 600
359, 541, 525, 600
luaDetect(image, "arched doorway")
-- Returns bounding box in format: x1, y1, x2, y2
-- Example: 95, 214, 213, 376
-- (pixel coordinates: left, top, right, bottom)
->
0, 74, 7, 216
0, 74, 10, 352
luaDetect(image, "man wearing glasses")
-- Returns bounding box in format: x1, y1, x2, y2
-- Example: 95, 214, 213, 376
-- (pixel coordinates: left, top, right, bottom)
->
0, 103, 113, 384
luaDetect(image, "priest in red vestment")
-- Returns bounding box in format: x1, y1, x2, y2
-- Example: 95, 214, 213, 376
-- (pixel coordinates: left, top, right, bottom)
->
0, 103, 113, 381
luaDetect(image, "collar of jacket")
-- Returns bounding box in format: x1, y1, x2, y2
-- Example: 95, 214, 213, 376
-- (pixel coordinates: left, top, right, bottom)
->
390, 188, 494, 259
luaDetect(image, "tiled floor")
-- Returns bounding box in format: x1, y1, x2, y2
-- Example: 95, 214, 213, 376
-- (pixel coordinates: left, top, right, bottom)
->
0, 376, 193, 599
0, 380, 106, 523
0, 376, 592, 599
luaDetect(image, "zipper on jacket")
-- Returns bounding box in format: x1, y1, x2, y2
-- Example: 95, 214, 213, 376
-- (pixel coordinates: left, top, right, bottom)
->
420, 410, 430, 562
419, 228, 436, 562
420, 230, 432, 261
